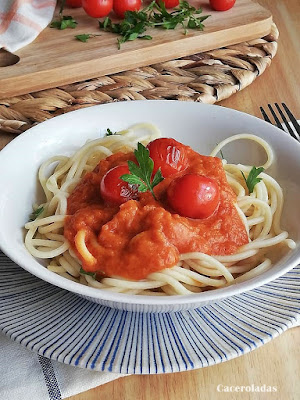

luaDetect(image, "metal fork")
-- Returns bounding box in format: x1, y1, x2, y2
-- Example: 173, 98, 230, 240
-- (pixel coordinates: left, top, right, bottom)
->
260, 103, 300, 142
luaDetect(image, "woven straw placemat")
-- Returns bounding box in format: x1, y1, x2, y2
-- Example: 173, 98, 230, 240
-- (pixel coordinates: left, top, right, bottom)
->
0, 23, 278, 135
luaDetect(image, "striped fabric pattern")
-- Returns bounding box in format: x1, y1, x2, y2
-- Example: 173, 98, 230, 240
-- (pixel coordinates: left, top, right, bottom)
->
0, 0, 56, 52
38, 355, 62, 400
0, 251, 299, 374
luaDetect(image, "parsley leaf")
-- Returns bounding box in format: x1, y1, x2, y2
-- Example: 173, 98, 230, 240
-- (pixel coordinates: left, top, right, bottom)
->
105, 128, 117, 136
241, 167, 265, 194
216, 143, 224, 159
99, 0, 210, 48
50, 1, 77, 30
29, 206, 44, 221
50, 15, 78, 30
80, 267, 96, 279
75, 33, 101, 42
121, 142, 164, 200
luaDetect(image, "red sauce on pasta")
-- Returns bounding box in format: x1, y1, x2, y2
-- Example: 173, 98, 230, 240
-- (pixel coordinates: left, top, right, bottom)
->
64, 145, 249, 280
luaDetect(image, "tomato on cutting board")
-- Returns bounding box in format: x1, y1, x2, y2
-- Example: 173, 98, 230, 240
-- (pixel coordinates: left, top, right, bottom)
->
113, 0, 142, 18
82, 0, 113, 18
147, 138, 188, 178
209, 0, 236, 11
66, 0, 82, 7
156, 0, 179, 8
100, 165, 138, 205
167, 173, 220, 219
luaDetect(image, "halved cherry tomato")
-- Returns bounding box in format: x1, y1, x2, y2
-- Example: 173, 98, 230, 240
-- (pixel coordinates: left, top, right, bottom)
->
82, 0, 113, 18
100, 165, 138, 205
167, 174, 220, 219
209, 0, 236, 11
113, 0, 141, 19
66, 0, 82, 7
156, 0, 179, 8
147, 138, 188, 178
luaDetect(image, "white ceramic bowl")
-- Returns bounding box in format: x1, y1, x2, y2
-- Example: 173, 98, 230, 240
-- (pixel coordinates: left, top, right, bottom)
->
0, 101, 299, 312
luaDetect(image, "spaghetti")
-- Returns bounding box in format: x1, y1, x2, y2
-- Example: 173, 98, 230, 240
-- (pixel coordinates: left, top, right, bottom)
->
24, 125, 296, 296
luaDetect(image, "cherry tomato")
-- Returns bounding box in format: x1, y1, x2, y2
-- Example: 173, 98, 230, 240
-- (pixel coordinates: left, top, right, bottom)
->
156, 0, 179, 8
209, 0, 236, 11
66, 0, 82, 7
147, 138, 188, 178
167, 174, 220, 219
100, 165, 138, 205
113, 0, 141, 19
82, 0, 113, 18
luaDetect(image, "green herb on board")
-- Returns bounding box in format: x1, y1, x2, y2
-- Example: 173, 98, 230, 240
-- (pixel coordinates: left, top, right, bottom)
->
75, 33, 101, 42
99, 0, 210, 49
50, 0, 78, 30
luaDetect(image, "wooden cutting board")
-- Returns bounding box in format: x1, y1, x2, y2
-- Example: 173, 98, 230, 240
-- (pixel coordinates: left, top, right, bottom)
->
0, 0, 272, 99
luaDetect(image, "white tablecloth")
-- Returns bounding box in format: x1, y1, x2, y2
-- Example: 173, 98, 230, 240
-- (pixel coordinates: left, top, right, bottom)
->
0, 332, 125, 400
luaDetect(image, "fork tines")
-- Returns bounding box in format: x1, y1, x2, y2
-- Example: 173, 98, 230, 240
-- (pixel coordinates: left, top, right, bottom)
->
260, 103, 300, 142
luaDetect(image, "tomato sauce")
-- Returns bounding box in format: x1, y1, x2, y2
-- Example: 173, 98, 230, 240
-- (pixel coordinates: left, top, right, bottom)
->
64, 144, 249, 280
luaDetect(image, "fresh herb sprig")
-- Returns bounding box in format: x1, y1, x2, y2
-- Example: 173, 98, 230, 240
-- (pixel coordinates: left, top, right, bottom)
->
121, 142, 164, 200
241, 166, 264, 194
216, 143, 225, 159
105, 128, 117, 136
50, 0, 78, 30
99, 0, 210, 49
151, 0, 209, 32
80, 267, 96, 279
51, 16, 78, 30
29, 206, 44, 221
75, 33, 101, 42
